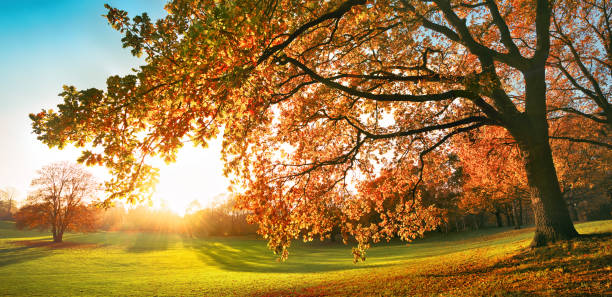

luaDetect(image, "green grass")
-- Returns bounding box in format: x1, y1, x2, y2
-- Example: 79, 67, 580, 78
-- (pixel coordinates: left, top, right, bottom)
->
0, 220, 611, 296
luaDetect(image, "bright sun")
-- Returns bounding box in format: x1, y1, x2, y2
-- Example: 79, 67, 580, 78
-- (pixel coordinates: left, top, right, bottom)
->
148, 138, 229, 216
28, 137, 229, 217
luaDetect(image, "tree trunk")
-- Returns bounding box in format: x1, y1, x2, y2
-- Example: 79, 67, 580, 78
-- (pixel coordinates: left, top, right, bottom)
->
521, 142, 578, 246
564, 191, 579, 221
52, 230, 62, 243
504, 207, 514, 227
51, 224, 63, 243
506, 66, 580, 246
517, 198, 523, 226
512, 199, 522, 229
512, 118, 578, 246
569, 202, 579, 222
494, 210, 503, 227
55, 231, 63, 243
478, 212, 486, 229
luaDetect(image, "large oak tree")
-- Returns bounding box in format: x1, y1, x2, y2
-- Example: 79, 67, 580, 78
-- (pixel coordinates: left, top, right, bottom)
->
31, 0, 610, 258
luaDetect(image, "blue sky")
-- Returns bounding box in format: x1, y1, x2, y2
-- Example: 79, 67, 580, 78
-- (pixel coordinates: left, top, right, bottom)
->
0, 1, 229, 213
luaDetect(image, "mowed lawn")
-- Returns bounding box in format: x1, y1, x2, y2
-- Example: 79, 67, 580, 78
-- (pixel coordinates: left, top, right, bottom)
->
0, 220, 611, 296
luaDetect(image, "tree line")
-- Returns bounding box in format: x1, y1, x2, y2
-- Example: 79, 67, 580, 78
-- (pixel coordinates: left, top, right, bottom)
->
5, 162, 257, 240
0, 187, 18, 220
99, 197, 257, 237
8, 153, 610, 244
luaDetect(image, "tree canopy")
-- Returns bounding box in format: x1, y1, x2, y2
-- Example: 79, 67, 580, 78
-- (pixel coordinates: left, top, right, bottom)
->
15, 162, 100, 242
31, 0, 610, 259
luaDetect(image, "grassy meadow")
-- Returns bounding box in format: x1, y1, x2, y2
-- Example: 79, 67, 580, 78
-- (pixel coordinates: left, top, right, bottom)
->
0, 220, 611, 296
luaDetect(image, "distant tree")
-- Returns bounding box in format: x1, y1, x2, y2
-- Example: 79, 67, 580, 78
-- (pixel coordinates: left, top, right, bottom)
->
185, 195, 257, 237
185, 200, 203, 215
15, 162, 100, 243
0, 187, 18, 219
99, 202, 127, 231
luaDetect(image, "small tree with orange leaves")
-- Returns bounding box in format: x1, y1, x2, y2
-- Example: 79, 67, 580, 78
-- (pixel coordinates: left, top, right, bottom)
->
15, 162, 100, 243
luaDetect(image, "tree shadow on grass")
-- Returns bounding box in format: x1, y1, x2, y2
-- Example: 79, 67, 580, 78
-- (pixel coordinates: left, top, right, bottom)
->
1, 238, 106, 267
421, 232, 612, 295
184, 238, 383, 273
125, 232, 170, 253
0, 242, 51, 267
493, 232, 612, 273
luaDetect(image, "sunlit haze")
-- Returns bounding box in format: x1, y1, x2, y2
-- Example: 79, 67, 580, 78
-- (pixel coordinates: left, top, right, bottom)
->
0, 0, 229, 215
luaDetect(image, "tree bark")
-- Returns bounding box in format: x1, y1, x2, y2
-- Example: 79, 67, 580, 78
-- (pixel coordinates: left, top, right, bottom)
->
520, 139, 578, 246
52, 230, 62, 243
51, 224, 63, 243
513, 123, 577, 245
506, 66, 579, 246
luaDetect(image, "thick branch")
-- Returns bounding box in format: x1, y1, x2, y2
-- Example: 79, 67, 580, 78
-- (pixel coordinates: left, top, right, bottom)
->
485, 0, 521, 56
328, 72, 464, 83
550, 107, 608, 125
549, 136, 612, 149
258, 0, 366, 64
533, 0, 552, 65
407, 0, 527, 69
282, 55, 483, 103
322, 111, 494, 140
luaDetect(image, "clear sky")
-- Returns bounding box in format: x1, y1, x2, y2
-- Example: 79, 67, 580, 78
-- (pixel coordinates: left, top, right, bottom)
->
0, 0, 229, 215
